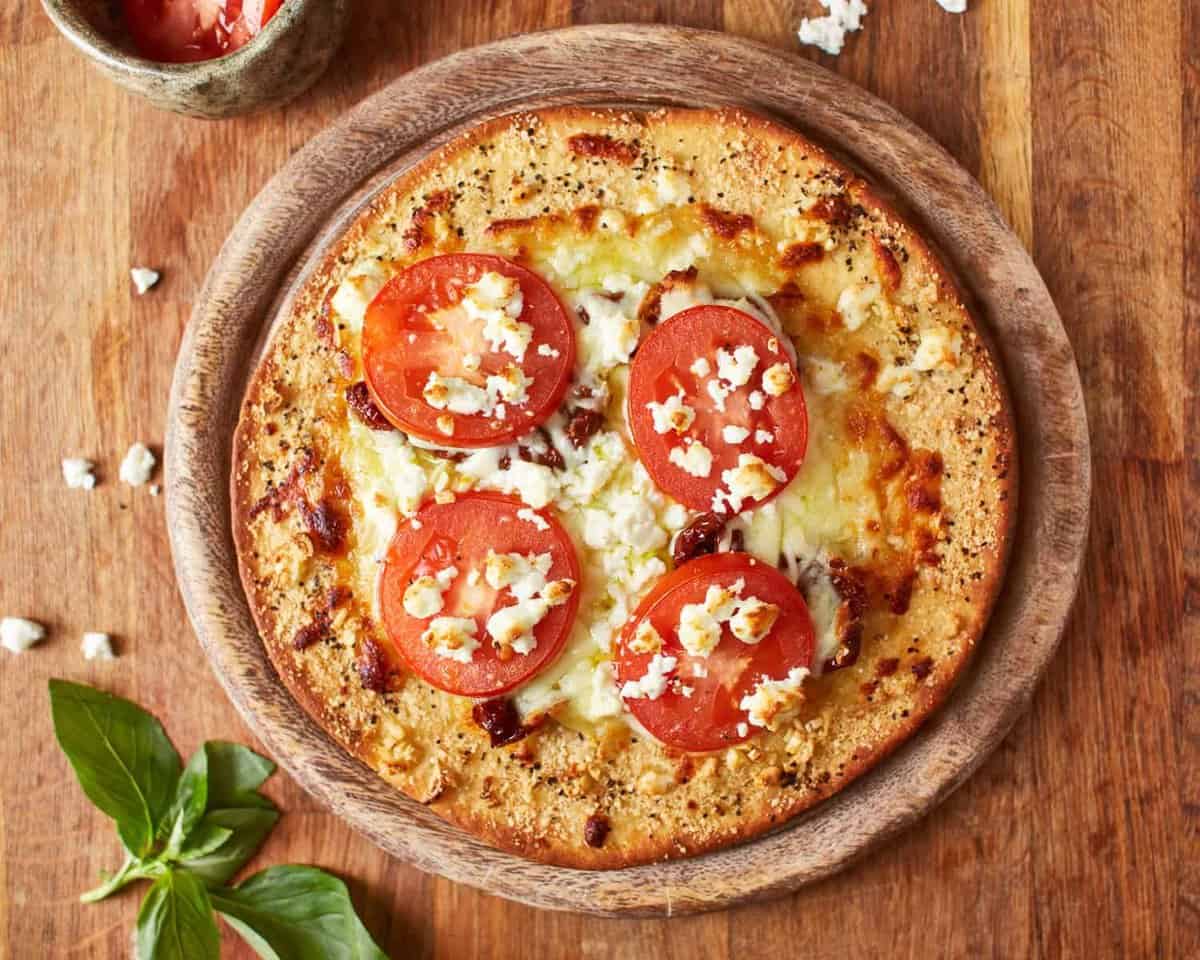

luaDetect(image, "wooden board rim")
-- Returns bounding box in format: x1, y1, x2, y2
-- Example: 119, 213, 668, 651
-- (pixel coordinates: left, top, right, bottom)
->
165, 24, 1090, 916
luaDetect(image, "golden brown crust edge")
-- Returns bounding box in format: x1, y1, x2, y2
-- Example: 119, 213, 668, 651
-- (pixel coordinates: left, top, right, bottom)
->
230, 105, 1018, 869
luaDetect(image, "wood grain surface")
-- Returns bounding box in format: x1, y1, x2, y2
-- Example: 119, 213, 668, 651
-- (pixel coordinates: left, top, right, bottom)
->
168, 24, 1083, 915
0, 0, 1194, 955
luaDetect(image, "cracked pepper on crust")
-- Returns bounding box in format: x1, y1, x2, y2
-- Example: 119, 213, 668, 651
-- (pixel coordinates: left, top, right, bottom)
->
231, 107, 1016, 868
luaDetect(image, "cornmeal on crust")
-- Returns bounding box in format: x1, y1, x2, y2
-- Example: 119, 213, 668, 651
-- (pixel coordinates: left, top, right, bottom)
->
232, 107, 1016, 868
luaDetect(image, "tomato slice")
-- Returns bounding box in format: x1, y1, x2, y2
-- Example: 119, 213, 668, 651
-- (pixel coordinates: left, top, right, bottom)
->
627, 305, 808, 513
362, 254, 575, 448
379, 492, 581, 698
614, 553, 814, 752
122, 1, 282, 63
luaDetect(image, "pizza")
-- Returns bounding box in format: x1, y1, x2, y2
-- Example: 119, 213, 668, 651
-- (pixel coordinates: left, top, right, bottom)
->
232, 107, 1015, 868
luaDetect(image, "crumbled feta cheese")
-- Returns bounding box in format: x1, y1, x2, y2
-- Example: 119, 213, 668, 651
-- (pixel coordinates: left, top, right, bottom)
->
423, 372, 490, 415
692, 662, 709, 678
722, 425, 750, 445
717, 454, 787, 513
647, 391, 696, 435
437, 414, 455, 436
462, 272, 531, 360
677, 603, 721, 658
149, 484, 161, 496
669, 441, 714, 478
119, 442, 156, 486
330, 260, 389, 333
729, 597, 780, 644
628, 619, 664, 655
748, 390, 766, 410
876, 363, 918, 398
716, 345, 759, 388
706, 378, 732, 412
936, 0, 967, 11
484, 550, 553, 600
494, 458, 560, 508
536, 343, 561, 358
762, 362, 796, 397
2, 617, 45, 654
62, 458, 97, 490
797, 0, 868, 55
463, 353, 482, 372
130, 267, 160, 295
736, 721, 750, 738
690, 356, 712, 378
402, 566, 458, 619
516, 507, 550, 531
655, 167, 692, 206
911, 328, 963, 371
421, 617, 479, 663
578, 290, 642, 370
620, 652, 678, 700
485, 363, 531, 406
754, 429, 775, 444
740, 667, 810, 729
837, 281, 882, 331
81, 632, 116, 661
486, 577, 574, 656
804, 357, 848, 395
703, 580, 744, 620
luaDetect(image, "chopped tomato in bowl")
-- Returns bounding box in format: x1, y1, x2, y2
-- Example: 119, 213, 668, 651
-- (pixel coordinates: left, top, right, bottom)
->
122, 0, 283, 63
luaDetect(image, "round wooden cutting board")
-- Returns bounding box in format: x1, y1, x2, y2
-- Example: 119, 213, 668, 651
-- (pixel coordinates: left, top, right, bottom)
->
165, 25, 1090, 916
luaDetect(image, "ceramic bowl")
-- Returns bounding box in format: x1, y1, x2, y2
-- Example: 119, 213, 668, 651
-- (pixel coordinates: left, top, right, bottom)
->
39, 0, 349, 119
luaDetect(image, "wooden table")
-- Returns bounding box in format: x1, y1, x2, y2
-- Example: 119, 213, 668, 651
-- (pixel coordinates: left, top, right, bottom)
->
1, 1, 1194, 956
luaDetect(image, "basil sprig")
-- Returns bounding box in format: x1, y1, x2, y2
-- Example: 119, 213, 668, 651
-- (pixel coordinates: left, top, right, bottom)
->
49, 679, 388, 960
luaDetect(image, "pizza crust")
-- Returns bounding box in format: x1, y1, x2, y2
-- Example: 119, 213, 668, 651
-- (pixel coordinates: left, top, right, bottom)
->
232, 106, 1016, 868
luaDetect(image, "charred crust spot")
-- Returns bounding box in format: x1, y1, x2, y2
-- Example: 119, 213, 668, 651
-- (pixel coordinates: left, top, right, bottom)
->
583, 813, 611, 848
356, 636, 389, 693
315, 286, 337, 347
885, 570, 916, 615
878, 419, 910, 480
872, 237, 902, 291
824, 559, 868, 673
472, 698, 531, 747
567, 132, 639, 165
345, 381, 394, 431
876, 657, 901, 677
808, 194, 853, 228
779, 242, 825, 268
427, 447, 468, 463
854, 351, 880, 389
564, 407, 604, 448
292, 611, 330, 650
486, 215, 546, 235
699, 204, 755, 240
299, 499, 348, 555
672, 512, 727, 567
911, 656, 935, 680
402, 190, 452, 252
249, 448, 318, 521
844, 405, 873, 444
326, 585, 352, 610
574, 204, 600, 232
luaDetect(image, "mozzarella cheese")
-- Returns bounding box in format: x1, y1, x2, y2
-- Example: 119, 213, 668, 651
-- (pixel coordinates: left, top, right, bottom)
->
331, 199, 930, 736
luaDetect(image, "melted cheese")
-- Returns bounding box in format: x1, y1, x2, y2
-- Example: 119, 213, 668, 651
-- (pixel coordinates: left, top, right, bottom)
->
330, 201, 901, 732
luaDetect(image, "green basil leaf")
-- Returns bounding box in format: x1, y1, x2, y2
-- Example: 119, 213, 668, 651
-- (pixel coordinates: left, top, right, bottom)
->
162, 747, 209, 857
176, 824, 234, 861
203, 741, 275, 808
211, 865, 388, 960
176, 807, 279, 888
49, 679, 182, 858
135, 869, 220, 960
